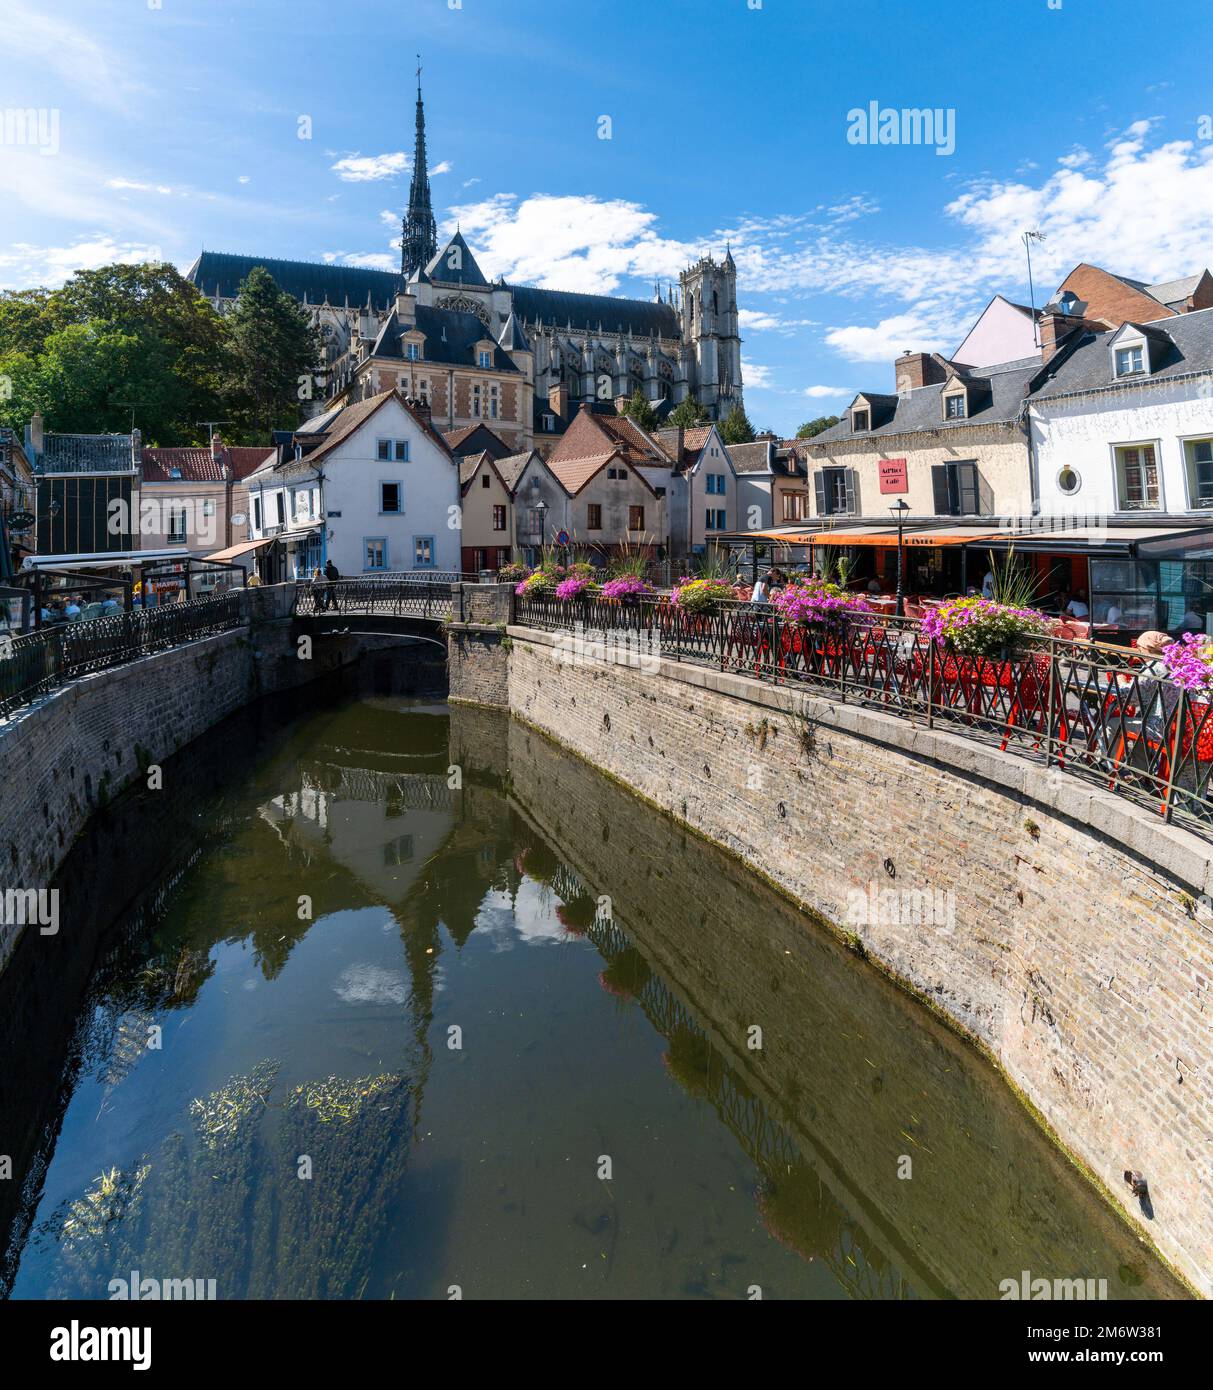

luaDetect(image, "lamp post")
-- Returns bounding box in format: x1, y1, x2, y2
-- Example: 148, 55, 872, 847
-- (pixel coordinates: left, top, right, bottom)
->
889, 498, 910, 617
535, 496, 548, 560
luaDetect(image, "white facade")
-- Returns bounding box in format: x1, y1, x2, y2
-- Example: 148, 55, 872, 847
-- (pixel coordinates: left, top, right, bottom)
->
1032, 379, 1213, 520
247, 395, 460, 576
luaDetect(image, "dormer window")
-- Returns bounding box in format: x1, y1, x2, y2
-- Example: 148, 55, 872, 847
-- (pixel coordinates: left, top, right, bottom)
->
406, 342, 421, 361
944, 392, 967, 420
852, 408, 870, 433
1115, 345, 1145, 378
477, 350, 492, 369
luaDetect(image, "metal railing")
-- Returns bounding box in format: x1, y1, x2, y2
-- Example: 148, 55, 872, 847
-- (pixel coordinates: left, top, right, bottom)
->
291, 576, 460, 621
1, 593, 244, 718
516, 593, 1213, 838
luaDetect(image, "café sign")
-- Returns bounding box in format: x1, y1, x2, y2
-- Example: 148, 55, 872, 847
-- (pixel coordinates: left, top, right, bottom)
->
878, 458, 907, 495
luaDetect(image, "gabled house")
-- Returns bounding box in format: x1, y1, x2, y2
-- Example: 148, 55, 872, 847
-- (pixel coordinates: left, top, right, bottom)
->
244, 388, 459, 579
458, 449, 515, 573
443, 422, 511, 460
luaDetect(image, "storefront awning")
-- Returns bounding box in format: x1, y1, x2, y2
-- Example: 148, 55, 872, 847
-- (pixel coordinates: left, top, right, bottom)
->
21, 548, 187, 570
203, 537, 275, 563
812, 525, 1007, 548
980, 524, 1213, 558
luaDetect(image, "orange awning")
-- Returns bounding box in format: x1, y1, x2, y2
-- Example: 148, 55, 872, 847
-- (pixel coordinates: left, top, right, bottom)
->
811, 528, 1003, 548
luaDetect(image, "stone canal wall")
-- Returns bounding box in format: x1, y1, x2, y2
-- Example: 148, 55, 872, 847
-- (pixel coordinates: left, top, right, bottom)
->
502, 625, 1213, 1296
0, 585, 362, 973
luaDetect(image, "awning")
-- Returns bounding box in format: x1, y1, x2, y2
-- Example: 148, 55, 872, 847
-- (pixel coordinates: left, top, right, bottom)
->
980, 524, 1213, 558
812, 526, 1005, 548
203, 537, 275, 563
21, 548, 187, 571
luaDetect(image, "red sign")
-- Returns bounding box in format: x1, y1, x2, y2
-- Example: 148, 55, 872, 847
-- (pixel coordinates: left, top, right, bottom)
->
878, 457, 908, 494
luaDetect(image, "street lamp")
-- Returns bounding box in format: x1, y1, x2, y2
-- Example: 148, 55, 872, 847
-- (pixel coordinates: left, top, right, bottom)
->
889, 498, 911, 617
535, 497, 548, 558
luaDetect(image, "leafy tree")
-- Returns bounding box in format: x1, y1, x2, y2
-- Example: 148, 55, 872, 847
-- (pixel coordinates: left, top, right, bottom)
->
668, 395, 708, 428
34, 323, 184, 436
0, 349, 42, 433
719, 404, 755, 445
796, 415, 840, 439
222, 267, 321, 439
0, 289, 55, 358
619, 387, 658, 432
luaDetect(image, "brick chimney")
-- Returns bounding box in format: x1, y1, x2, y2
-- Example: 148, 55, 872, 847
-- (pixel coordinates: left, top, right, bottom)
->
548, 381, 569, 419
895, 352, 949, 395
1039, 309, 1086, 364
410, 397, 432, 426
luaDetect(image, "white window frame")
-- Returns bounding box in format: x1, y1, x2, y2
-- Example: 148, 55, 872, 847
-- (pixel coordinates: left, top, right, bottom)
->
1181, 434, 1213, 511
1111, 439, 1163, 512
1114, 343, 1146, 378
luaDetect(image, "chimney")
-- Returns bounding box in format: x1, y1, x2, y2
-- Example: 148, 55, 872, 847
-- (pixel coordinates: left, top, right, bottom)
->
1039, 309, 1085, 364
130, 428, 142, 470
411, 397, 432, 426
28, 409, 44, 457
548, 381, 569, 419
895, 352, 949, 396
395, 288, 416, 324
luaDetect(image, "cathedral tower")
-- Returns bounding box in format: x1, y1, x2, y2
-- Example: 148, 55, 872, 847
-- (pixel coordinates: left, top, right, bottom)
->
679, 248, 743, 418
401, 60, 438, 280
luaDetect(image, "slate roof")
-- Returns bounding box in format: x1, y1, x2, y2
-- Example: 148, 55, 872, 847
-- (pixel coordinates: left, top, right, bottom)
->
1148, 274, 1204, 306
1034, 306, 1213, 399
284, 388, 453, 466
37, 433, 134, 474
443, 424, 511, 458
424, 231, 489, 288
495, 451, 535, 490
811, 360, 1040, 445
458, 452, 490, 489
142, 446, 275, 483
497, 311, 531, 353
370, 305, 520, 372
509, 284, 680, 339
726, 441, 774, 473
187, 250, 399, 308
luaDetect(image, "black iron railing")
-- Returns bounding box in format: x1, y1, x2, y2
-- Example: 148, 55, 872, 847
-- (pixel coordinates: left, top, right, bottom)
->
292, 576, 459, 621
517, 594, 1213, 838
0, 593, 244, 718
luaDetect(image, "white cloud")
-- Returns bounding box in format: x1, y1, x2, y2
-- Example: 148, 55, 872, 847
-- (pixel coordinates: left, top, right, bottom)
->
742, 360, 774, 390
106, 178, 173, 195
443, 193, 699, 294
824, 310, 958, 364
803, 384, 851, 398
330, 151, 410, 182
738, 307, 816, 333
431, 160, 453, 175
237, 175, 250, 185
462, 177, 480, 189
321, 250, 396, 271
0, 237, 163, 290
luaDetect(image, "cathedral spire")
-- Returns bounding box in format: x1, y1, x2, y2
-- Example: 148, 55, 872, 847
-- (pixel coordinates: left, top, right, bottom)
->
401, 56, 438, 281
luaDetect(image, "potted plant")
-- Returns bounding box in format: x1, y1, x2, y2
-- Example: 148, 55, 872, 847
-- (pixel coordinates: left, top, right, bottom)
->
670, 577, 735, 615
555, 574, 598, 603
600, 575, 654, 605
515, 569, 556, 600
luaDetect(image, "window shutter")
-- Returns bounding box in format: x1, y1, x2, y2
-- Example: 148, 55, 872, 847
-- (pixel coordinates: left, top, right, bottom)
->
814, 472, 828, 516
931, 464, 950, 516
844, 468, 858, 515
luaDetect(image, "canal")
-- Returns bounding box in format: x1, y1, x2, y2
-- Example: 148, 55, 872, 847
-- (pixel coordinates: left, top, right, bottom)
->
0, 662, 1187, 1300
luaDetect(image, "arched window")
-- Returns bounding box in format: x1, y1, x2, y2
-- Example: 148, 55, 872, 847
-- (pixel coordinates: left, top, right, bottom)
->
712, 291, 719, 316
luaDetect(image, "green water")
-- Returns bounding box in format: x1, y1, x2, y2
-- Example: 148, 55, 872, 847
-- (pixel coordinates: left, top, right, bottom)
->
0, 685, 1185, 1300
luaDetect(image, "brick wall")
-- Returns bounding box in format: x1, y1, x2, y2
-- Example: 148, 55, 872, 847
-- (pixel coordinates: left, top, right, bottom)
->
504, 627, 1213, 1295
450, 705, 1185, 1298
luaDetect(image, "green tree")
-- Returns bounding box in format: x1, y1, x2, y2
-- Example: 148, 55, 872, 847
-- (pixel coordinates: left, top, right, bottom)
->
619, 387, 658, 432
668, 395, 708, 428
223, 267, 321, 439
0, 349, 42, 433
0, 288, 55, 358
796, 415, 839, 439
719, 404, 755, 445
33, 323, 184, 436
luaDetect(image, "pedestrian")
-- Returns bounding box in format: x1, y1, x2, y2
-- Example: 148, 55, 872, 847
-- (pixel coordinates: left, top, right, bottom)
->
750, 573, 768, 605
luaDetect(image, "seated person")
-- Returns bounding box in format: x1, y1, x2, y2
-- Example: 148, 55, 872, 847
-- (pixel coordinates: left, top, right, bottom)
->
866, 577, 882, 594
1064, 588, 1090, 619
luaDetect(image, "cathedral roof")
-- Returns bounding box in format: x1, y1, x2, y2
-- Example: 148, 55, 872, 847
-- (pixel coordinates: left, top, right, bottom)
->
497, 311, 531, 353
510, 284, 680, 339
370, 305, 521, 373
424, 230, 489, 288
187, 250, 399, 308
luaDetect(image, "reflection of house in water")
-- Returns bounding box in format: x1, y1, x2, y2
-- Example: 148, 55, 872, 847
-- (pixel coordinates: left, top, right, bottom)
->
257, 761, 455, 905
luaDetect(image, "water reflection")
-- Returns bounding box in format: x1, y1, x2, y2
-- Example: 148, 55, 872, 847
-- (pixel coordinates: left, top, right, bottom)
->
0, 675, 1187, 1300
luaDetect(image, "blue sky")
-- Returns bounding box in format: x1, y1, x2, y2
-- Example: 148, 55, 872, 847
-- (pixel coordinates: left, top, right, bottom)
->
3, 0, 1213, 435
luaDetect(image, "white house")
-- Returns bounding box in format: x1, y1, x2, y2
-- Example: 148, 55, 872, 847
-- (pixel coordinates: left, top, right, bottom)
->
245, 389, 460, 578
1032, 310, 1213, 520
